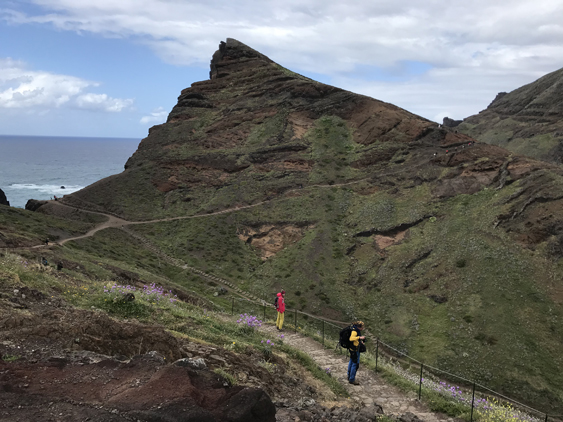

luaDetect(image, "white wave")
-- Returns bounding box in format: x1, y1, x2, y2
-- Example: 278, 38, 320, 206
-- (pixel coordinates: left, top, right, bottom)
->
10, 184, 84, 195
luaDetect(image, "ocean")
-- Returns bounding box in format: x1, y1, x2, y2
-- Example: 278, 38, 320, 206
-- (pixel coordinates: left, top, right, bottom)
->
0, 135, 141, 209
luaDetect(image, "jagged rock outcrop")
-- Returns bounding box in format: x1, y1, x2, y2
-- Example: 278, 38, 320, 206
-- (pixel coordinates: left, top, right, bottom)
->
442, 117, 462, 128
488, 91, 507, 107
0, 188, 9, 206
458, 67, 563, 163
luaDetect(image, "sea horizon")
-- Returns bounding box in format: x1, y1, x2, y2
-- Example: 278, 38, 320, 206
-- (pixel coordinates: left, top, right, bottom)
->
0, 133, 141, 141
0, 134, 141, 209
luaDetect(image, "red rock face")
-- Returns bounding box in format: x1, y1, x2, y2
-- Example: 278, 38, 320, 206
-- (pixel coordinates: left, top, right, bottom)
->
0, 358, 276, 422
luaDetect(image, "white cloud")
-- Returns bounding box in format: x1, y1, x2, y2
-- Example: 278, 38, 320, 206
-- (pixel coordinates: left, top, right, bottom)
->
140, 107, 167, 125
0, 57, 134, 112
0, 58, 89, 108
3, 0, 563, 119
335, 65, 544, 124
75, 93, 134, 112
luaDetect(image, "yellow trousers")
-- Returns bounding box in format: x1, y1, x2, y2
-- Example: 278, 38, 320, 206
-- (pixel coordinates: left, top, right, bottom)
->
276, 311, 285, 330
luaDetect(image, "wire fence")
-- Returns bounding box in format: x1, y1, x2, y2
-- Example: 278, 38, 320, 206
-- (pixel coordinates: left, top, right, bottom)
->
227, 296, 563, 422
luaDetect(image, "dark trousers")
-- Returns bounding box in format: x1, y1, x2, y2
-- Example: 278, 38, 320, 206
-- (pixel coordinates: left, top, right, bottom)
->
347, 350, 360, 381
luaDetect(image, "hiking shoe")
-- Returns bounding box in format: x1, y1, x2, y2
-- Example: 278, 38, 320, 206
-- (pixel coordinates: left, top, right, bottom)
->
349, 380, 360, 385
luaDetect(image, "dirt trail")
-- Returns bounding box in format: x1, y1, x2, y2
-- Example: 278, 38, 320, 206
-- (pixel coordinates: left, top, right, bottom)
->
44, 150, 438, 247
6, 152, 437, 251
59, 216, 128, 245
261, 325, 451, 422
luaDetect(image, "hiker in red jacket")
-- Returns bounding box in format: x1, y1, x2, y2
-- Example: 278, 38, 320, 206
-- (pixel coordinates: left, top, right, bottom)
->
276, 290, 286, 330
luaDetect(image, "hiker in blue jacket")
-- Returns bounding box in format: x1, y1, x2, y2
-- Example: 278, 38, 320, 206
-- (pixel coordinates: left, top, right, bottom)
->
348, 320, 365, 385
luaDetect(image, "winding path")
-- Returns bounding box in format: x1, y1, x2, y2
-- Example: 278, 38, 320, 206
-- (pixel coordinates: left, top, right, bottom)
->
48, 148, 440, 246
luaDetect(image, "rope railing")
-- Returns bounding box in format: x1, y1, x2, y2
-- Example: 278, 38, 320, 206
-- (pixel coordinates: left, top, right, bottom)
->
372, 336, 563, 421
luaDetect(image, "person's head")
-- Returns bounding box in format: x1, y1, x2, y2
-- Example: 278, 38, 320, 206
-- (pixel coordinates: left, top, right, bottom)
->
353, 320, 365, 330
281, 290, 285, 297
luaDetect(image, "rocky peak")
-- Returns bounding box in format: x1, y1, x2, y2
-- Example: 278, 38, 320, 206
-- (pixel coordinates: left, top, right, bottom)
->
485, 67, 563, 116
442, 117, 462, 128
77, 38, 498, 219
210, 38, 273, 79
488, 91, 507, 107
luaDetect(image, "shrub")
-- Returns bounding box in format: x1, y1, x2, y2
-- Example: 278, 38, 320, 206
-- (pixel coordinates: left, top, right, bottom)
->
236, 313, 262, 336
258, 360, 276, 373
213, 368, 237, 386
261, 339, 274, 360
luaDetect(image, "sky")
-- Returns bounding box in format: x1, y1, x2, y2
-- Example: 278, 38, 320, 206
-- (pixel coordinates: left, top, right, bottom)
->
1, 0, 562, 138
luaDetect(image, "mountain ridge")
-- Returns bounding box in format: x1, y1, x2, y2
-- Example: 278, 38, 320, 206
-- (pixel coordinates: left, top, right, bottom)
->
457, 66, 563, 163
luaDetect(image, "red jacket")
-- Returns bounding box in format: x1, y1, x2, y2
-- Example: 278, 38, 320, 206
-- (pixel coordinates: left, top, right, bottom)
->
276, 293, 285, 313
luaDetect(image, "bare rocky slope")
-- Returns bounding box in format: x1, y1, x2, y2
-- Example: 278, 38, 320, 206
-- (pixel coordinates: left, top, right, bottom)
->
456, 67, 563, 163
35, 39, 563, 411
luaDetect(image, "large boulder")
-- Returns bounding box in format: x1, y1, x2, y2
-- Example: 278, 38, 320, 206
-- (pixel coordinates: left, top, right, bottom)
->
0, 188, 9, 206
25, 199, 48, 211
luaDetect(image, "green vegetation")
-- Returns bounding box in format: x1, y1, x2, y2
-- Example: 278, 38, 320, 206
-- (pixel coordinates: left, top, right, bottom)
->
4, 101, 563, 412
107, 167, 563, 411
307, 115, 361, 184
0, 236, 346, 398
1, 355, 21, 362
458, 116, 562, 163
214, 368, 237, 386
0, 205, 101, 245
